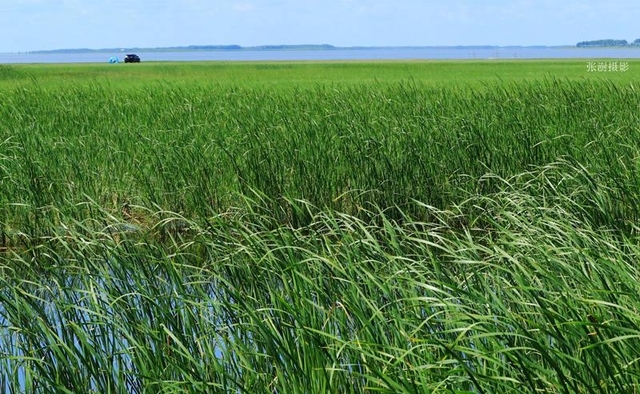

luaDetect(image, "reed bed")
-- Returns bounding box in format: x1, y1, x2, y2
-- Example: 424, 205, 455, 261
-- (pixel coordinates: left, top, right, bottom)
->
1, 72, 640, 392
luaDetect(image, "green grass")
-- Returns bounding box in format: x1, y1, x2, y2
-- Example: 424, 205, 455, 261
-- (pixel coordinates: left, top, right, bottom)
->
1, 60, 640, 392
3, 59, 639, 89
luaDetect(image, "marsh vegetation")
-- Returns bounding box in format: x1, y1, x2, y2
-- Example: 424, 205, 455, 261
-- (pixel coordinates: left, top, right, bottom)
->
1, 61, 640, 392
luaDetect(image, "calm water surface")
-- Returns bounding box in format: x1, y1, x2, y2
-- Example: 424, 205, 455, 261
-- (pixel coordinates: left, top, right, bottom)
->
2, 47, 640, 64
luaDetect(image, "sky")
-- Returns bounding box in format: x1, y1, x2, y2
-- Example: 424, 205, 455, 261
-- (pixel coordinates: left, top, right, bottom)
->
1, 0, 639, 53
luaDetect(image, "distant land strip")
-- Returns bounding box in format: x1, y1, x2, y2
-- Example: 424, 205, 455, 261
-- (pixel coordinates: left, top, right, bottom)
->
576, 39, 640, 47
27, 42, 640, 54
30, 44, 576, 54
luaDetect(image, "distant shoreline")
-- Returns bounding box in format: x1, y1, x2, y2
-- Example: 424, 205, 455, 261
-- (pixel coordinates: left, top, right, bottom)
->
7, 43, 640, 55
22, 44, 580, 55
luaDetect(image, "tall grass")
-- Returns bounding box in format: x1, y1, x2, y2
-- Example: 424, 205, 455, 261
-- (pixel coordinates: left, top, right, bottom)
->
1, 73, 640, 392
2, 79, 640, 228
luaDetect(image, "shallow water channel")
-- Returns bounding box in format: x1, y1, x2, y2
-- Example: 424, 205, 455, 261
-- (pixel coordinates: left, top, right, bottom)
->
0, 259, 227, 391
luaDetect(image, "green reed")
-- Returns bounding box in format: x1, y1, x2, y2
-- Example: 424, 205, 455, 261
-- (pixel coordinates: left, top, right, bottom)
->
2, 78, 640, 230
1, 68, 640, 392
2, 168, 640, 392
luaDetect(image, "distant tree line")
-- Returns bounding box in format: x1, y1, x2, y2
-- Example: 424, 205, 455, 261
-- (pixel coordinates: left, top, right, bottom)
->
32, 44, 338, 54
577, 39, 640, 47
186, 45, 242, 50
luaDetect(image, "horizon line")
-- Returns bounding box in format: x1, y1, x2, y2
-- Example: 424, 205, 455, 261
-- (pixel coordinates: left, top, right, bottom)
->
9, 44, 584, 54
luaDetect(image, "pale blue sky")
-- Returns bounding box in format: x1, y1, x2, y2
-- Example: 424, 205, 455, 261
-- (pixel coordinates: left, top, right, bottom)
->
1, 0, 638, 52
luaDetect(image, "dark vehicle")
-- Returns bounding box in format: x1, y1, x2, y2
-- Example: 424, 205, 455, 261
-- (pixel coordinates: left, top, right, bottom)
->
124, 54, 140, 63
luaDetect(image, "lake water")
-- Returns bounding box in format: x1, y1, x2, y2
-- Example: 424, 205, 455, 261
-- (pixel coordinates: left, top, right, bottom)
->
2, 46, 640, 64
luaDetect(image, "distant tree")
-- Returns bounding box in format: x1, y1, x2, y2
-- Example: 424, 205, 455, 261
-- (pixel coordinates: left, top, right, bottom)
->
186, 45, 242, 50
633, 39, 640, 46
577, 39, 629, 47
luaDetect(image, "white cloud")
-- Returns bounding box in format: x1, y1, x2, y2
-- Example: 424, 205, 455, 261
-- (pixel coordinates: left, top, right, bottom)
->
233, 3, 254, 12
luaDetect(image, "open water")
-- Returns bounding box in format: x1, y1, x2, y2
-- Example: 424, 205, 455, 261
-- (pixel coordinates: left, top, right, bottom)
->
1, 46, 640, 64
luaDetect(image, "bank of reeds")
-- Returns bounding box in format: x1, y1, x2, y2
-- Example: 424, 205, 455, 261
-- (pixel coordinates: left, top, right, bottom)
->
2, 79, 640, 228
1, 77, 640, 392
